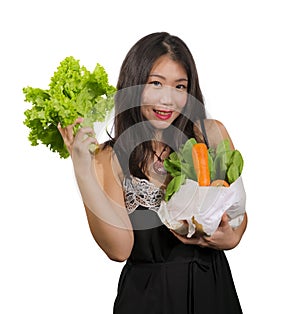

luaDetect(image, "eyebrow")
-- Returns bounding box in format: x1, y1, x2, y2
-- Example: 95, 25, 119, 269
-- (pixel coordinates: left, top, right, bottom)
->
148, 74, 188, 82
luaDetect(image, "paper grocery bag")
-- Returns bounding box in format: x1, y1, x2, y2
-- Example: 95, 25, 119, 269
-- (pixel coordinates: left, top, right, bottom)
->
158, 176, 246, 237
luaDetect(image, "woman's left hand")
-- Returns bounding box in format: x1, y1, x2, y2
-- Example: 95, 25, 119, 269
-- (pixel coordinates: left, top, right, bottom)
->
170, 213, 243, 250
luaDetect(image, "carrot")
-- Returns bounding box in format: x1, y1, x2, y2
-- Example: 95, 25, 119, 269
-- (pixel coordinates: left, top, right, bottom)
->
192, 143, 210, 186
210, 179, 229, 187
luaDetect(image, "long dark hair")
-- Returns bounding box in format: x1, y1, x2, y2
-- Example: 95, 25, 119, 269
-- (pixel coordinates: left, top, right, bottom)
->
108, 32, 207, 179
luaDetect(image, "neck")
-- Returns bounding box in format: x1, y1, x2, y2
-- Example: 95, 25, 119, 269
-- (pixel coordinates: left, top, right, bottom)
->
153, 130, 163, 142
152, 141, 166, 153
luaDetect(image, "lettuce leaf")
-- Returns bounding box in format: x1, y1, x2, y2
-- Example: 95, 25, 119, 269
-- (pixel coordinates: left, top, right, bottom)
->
23, 56, 116, 158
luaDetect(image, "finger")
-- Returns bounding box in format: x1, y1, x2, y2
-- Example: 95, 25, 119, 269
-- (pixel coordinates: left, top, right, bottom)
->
82, 136, 98, 147
57, 128, 64, 139
58, 125, 72, 148
170, 230, 207, 247
67, 117, 84, 131
74, 117, 84, 124
75, 126, 95, 142
196, 237, 209, 248
57, 122, 73, 142
66, 123, 77, 141
57, 118, 85, 155
169, 230, 190, 243
58, 117, 84, 136
58, 117, 83, 129
72, 136, 98, 156
219, 213, 229, 227
57, 122, 65, 136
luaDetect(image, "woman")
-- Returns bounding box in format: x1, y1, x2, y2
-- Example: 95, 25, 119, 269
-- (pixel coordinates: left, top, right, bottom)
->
59, 32, 247, 313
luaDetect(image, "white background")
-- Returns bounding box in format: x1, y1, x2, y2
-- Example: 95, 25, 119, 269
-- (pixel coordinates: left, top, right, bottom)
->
1, 0, 299, 313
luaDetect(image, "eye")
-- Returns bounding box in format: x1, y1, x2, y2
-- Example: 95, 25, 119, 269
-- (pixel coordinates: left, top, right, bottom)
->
176, 84, 187, 91
148, 80, 162, 87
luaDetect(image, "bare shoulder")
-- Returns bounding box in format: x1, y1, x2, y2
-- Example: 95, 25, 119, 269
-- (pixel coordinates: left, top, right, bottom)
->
204, 119, 235, 149
93, 143, 124, 187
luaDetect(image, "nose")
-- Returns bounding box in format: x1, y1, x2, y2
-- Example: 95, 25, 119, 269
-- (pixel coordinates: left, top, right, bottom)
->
159, 86, 173, 106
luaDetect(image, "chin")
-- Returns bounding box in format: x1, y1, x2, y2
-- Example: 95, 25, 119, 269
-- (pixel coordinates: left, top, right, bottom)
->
150, 120, 173, 130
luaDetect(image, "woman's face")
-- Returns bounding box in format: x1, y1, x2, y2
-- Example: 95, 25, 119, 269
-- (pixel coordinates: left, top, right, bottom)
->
141, 55, 188, 130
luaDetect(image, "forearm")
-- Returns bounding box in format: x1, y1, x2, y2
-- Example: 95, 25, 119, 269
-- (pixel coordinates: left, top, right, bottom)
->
85, 206, 133, 262
231, 212, 248, 247
171, 212, 248, 250
75, 166, 133, 261
58, 124, 134, 260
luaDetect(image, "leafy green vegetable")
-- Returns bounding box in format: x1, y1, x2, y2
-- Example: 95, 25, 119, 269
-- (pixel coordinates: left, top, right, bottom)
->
207, 151, 216, 181
213, 150, 234, 181
23, 56, 116, 158
164, 174, 186, 202
209, 139, 244, 184
216, 138, 231, 155
163, 138, 244, 201
163, 138, 197, 201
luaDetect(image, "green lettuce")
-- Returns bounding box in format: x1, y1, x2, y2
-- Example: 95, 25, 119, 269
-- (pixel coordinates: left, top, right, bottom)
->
23, 56, 116, 158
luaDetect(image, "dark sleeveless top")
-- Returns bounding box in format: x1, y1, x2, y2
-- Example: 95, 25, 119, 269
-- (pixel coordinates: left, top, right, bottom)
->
112, 179, 242, 314
112, 122, 243, 313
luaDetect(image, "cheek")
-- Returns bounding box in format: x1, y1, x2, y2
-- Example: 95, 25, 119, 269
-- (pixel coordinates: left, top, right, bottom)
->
142, 87, 188, 109
140, 105, 152, 119
175, 94, 187, 110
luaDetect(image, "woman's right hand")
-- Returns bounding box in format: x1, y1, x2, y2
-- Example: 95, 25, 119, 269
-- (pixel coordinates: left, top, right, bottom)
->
58, 118, 99, 172
57, 117, 83, 155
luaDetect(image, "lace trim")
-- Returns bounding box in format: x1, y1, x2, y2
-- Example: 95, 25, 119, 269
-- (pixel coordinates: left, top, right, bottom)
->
123, 176, 164, 214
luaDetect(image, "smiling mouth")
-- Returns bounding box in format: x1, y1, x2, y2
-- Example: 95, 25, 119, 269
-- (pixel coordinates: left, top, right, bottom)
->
154, 109, 172, 115
153, 109, 173, 120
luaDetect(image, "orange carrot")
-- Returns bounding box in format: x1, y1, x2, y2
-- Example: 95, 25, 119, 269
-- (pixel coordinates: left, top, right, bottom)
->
210, 179, 229, 187
192, 143, 210, 186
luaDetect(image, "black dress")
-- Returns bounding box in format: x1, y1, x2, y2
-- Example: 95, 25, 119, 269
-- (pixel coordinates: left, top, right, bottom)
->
113, 176, 243, 314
